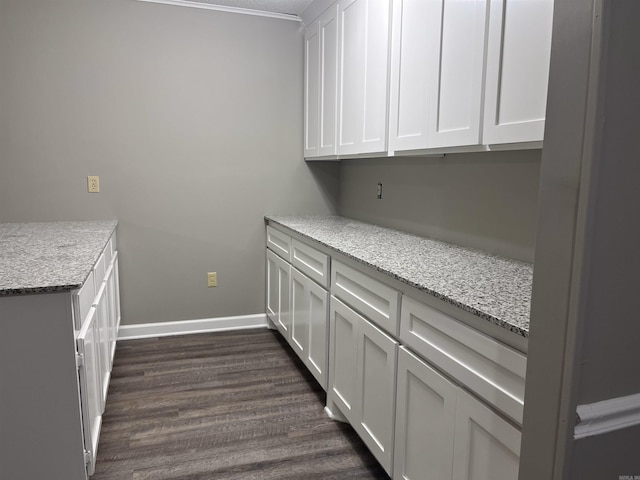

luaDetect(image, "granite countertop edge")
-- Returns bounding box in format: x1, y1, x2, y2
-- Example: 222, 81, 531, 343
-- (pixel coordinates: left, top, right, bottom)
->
0, 220, 119, 296
266, 216, 531, 338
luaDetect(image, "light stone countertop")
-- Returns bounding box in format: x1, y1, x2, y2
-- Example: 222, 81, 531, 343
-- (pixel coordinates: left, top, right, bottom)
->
0, 220, 118, 295
266, 215, 532, 337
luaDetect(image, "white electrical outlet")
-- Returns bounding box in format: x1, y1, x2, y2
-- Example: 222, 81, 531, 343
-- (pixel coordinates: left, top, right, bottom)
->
87, 176, 100, 193
207, 272, 217, 287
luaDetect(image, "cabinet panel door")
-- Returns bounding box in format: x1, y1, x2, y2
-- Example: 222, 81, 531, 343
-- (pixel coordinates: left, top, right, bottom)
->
319, 5, 339, 156
307, 279, 329, 390
266, 250, 291, 339
452, 389, 521, 480
355, 316, 398, 475
390, 0, 486, 151
483, 0, 553, 144
394, 347, 456, 480
290, 269, 310, 359
337, 0, 390, 155
95, 282, 111, 405
328, 297, 359, 423
77, 307, 102, 476
304, 21, 321, 158
106, 263, 117, 363
430, 0, 486, 147
389, 0, 441, 151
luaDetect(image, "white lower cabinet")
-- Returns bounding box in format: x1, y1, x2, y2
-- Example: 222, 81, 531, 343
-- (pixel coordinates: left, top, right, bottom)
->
329, 296, 398, 475
77, 232, 121, 477
394, 347, 521, 480
452, 389, 521, 480
266, 248, 291, 339
77, 307, 104, 476
290, 267, 330, 389
394, 347, 457, 480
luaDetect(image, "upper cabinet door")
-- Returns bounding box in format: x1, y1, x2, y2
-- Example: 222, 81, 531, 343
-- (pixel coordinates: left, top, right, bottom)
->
304, 21, 321, 158
389, 0, 487, 152
483, 0, 554, 145
318, 5, 339, 156
337, 0, 391, 155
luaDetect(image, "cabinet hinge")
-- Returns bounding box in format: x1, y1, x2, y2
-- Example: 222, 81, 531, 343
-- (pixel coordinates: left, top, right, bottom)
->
76, 352, 84, 369
83, 449, 91, 466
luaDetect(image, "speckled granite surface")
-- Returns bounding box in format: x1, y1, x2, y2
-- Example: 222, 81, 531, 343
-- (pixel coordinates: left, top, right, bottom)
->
266, 216, 532, 337
0, 221, 118, 295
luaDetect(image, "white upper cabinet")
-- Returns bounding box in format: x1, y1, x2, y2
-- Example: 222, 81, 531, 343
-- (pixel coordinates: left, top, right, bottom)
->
304, 5, 339, 159
389, 0, 487, 151
483, 0, 554, 145
337, 0, 391, 155
304, 22, 320, 158
319, 5, 339, 156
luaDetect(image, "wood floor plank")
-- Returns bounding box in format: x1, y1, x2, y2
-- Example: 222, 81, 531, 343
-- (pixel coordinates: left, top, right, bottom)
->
92, 329, 389, 480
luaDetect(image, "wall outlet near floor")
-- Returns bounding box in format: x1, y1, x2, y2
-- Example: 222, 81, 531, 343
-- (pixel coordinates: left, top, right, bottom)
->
207, 272, 217, 287
376, 182, 383, 200
87, 176, 100, 193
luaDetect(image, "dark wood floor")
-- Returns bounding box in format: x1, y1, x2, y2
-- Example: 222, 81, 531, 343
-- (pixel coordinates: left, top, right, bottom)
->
92, 329, 389, 480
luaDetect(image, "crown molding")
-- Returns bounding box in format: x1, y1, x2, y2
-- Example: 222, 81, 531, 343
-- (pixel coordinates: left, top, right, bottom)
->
135, 0, 302, 22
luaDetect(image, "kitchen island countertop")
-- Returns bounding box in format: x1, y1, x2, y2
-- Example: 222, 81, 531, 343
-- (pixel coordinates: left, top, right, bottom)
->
266, 215, 532, 337
0, 220, 118, 295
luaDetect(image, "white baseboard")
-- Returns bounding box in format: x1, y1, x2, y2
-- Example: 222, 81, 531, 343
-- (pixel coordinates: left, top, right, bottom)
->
575, 392, 640, 439
117, 313, 268, 340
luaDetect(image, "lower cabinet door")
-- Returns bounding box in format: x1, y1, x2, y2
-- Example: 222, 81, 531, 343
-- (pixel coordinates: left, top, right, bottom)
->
452, 389, 521, 480
355, 316, 398, 475
290, 269, 310, 359
95, 281, 111, 405
266, 249, 291, 339
77, 307, 103, 476
328, 297, 359, 424
291, 268, 330, 389
306, 277, 329, 389
106, 254, 120, 363
394, 347, 456, 480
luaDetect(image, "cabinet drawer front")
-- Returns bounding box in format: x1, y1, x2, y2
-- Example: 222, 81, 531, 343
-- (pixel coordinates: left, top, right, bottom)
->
400, 296, 527, 424
266, 225, 292, 261
331, 261, 400, 336
291, 239, 330, 288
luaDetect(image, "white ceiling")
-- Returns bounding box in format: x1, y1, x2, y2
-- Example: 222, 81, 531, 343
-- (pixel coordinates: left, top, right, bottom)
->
156, 0, 315, 17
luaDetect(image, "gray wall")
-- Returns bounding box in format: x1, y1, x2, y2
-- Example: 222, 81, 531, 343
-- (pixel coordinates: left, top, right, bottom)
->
520, 0, 640, 478
0, 0, 339, 325
339, 151, 541, 263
